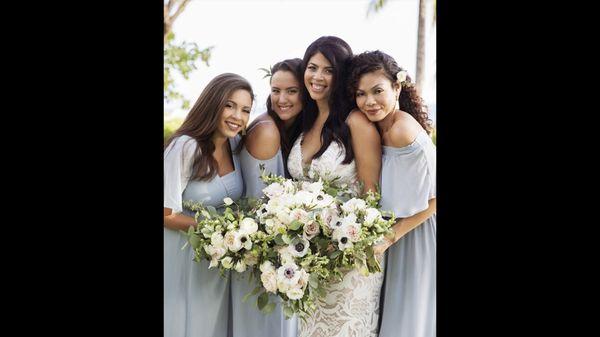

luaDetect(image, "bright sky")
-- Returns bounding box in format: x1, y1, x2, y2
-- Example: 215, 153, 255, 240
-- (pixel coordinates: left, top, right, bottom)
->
166, 0, 436, 122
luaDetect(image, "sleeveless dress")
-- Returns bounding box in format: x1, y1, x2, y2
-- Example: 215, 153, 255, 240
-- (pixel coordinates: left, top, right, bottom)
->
231, 120, 298, 337
287, 133, 384, 337
377, 130, 436, 337
164, 135, 243, 337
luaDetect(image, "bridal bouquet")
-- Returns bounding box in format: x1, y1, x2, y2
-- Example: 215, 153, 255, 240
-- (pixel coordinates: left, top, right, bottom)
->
242, 166, 395, 319
182, 197, 266, 277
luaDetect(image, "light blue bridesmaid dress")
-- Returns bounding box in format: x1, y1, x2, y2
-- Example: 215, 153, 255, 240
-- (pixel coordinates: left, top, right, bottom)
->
378, 130, 436, 337
164, 135, 243, 337
229, 126, 298, 337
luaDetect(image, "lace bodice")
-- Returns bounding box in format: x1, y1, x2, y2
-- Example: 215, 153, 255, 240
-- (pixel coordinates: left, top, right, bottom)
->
287, 133, 359, 194
289, 133, 384, 337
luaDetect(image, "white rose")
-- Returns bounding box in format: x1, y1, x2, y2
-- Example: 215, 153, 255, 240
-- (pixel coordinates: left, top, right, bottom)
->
303, 220, 320, 240
239, 217, 258, 234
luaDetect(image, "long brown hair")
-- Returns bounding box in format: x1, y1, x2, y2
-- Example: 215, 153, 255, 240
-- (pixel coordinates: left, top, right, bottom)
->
165, 73, 254, 181
348, 50, 432, 134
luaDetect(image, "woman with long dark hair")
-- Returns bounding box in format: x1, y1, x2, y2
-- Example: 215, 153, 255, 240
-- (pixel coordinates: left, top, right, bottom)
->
163, 73, 253, 337
349, 50, 437, 337
232, 58, 304, 337
287, 36, 384, 337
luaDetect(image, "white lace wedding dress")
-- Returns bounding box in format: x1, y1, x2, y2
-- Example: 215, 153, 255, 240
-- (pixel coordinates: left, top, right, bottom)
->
287, 133, 384, 337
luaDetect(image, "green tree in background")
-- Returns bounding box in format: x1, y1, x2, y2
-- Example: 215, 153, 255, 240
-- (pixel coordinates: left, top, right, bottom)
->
164, 0, 213, 111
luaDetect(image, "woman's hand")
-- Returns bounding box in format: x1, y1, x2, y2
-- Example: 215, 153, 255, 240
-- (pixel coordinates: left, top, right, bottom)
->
373, 237, 395, 259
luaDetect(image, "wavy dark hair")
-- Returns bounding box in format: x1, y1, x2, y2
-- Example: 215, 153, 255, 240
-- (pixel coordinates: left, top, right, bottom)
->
165, 73, 254, 181
301, 36, 354, 164
348, 50, 432, 134
241, 58, 304, 177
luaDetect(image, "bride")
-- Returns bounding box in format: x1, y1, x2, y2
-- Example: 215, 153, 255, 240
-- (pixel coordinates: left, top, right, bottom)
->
287, 36, 384, 337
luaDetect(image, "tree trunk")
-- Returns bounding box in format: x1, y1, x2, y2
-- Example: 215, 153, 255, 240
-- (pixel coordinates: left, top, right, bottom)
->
164, 0, 191, 43
415, 0, 427, 95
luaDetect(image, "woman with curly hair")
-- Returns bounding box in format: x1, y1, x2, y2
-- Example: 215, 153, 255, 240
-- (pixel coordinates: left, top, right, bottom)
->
348, 50, 437, 337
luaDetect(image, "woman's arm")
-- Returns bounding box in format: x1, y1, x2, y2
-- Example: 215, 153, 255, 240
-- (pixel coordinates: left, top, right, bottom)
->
346, 110, 382, 194
374, 198, 436, 256
164, 207, 197, 231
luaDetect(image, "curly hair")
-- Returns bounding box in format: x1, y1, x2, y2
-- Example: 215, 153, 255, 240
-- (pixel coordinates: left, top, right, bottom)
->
348, 50, 432, 134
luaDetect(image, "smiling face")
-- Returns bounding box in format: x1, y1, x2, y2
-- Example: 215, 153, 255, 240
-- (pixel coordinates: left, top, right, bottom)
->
304, 52, 334, 103
355, 69, 400, 123
270, 70, 303, 122
215, 89, 252, 138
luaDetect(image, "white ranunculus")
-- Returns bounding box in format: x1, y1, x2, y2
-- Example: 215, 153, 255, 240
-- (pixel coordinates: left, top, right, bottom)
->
260, 269, 278, 293
220, 256, 234, 269
224, 231, 243, 252
286, 286, 305, 300
266, 197, 284, 214
223, 197, 234, 206
239, 217, 258, 234
234, 260, 247, 273
341, 198, 367, 214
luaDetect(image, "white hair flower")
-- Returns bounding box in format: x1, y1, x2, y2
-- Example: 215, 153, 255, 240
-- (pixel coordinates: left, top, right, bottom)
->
396, 70, 408, 84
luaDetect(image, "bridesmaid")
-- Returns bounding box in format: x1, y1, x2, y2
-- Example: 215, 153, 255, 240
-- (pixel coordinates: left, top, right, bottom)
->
348, 50, 437, 337
232, 58, 304, 337
163, 73, 253, 337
